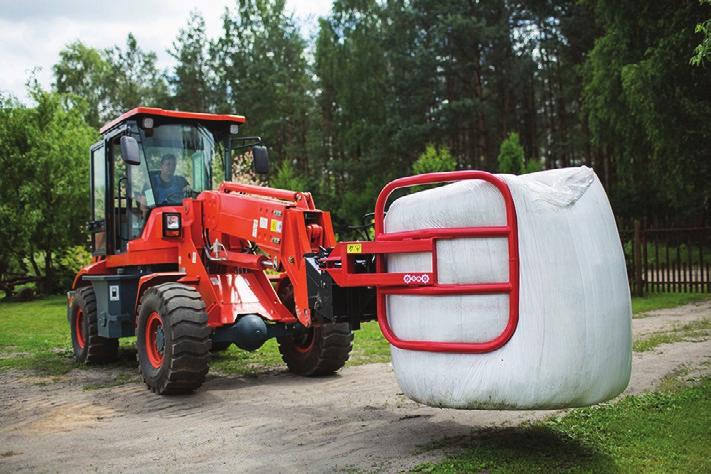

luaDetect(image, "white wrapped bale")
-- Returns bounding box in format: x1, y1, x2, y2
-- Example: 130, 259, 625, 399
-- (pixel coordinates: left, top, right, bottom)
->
385, 166, 631, 409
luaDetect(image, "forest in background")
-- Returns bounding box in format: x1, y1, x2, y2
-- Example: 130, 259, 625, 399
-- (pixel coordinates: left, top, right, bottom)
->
1, 0, 710, 294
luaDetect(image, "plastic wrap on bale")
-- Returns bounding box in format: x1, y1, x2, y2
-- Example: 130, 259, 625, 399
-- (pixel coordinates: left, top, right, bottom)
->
384, 166, 632, 409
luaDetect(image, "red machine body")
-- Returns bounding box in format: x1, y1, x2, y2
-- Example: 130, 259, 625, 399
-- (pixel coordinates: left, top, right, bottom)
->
75, 181, 335, 328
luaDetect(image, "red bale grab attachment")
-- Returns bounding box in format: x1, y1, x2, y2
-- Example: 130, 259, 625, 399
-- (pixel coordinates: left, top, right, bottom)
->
327, 171, 520, 353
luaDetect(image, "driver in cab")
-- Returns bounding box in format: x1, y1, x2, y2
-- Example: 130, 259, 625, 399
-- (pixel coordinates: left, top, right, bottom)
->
151, 154, 190, 204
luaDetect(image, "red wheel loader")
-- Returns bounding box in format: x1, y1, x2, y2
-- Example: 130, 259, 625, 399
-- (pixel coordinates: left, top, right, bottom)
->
68, 107, 519, 394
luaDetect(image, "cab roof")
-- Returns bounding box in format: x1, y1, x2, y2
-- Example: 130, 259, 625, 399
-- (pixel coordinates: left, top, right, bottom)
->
100, 107, 247, 134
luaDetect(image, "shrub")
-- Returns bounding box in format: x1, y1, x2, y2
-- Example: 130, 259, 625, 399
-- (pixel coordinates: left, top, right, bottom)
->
412, 144, 457, 175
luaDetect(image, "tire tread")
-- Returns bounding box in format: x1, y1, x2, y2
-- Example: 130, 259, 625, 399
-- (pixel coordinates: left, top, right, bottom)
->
137, 283, 210, 394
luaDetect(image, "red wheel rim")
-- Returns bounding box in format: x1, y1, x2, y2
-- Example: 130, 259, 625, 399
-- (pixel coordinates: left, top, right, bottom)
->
145, 311, 165, 368
75, 309, 85, 349
293, 328, 316, 353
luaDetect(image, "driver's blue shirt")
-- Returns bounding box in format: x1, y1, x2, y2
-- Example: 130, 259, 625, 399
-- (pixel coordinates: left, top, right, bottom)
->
151, 174, 189, 204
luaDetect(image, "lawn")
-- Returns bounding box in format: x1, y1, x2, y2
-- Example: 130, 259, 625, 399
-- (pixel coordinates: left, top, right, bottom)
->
0, 291, 708, 376
0, 295, 391, 377
0, 296, 76, 374
631, 292, 710, 316
209, 320, 390, 376
414, 374, 711, 473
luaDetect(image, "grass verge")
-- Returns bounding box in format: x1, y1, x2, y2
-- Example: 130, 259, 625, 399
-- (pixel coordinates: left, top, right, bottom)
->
633, 318, 710, 352
632, 292, 710, 317
414, 375, 711, 473
0, 296, 79, 375
0, 296, 137, 376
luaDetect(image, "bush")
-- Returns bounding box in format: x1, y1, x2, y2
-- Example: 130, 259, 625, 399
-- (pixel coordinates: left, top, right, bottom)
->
525, 158, 543, 173
56, 245, 92, 290
412, 144, 456, 175
270, 159, 307, 191
497, 132, 525, 174
16, 287, 36, 302
497, 132, 543, 175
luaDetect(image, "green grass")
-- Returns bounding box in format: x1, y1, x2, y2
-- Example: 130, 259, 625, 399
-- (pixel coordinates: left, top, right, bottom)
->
415, 376, 711, 473
0, 296, 78, 375
1, 290, 708, 377
633, 318, 711, 352
0, 295, 391, 378
632, 292, 710, 316
349, 321, 391, 365
0, 296, 139, 376
209, 320, 390, 375
209, 339, 284, 375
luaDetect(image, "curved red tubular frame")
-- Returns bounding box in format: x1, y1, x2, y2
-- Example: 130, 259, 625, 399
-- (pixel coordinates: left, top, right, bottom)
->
374, 171, 519, 353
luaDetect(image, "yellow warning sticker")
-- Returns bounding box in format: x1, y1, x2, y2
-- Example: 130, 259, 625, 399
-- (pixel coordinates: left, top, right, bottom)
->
270, 219, 282, 233
346, 243, 362, 254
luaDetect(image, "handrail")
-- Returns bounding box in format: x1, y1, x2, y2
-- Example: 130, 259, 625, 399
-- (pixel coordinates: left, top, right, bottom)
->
219, 182, 305, 203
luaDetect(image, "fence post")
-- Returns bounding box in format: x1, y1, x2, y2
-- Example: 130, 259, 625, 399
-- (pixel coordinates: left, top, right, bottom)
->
633, 220, 644, 296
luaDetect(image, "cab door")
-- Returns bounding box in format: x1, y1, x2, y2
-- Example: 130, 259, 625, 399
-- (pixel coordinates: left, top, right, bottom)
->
109, 134, 153, 253
89, 141, 107, 256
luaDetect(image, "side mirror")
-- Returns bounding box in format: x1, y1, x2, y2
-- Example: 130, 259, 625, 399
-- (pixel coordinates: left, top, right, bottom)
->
120, 136, 141, 166
252, 145, 269, 174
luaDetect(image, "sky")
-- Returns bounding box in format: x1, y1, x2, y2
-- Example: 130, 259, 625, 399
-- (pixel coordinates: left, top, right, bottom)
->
0, 0, 331, 102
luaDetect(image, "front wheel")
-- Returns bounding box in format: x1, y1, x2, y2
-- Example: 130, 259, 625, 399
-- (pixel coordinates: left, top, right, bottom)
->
136, 283, 211, 394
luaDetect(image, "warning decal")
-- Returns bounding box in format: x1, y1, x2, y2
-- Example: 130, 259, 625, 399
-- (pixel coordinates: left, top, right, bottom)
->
346, 243, 362, 254
270, 219, 283, 233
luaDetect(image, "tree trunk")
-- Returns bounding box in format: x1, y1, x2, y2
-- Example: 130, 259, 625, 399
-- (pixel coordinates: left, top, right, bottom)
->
28, 253, 42, 279
42, 250, 53, 295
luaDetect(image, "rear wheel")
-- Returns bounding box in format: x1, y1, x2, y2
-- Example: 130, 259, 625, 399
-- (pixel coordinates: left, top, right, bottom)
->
276, 279, 353, 376
277, 324, 353, 376
70, 286, 119, 363
136, 283, 210, 394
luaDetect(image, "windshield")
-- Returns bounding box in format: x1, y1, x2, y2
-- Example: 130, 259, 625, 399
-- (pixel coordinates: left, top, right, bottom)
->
137, 123, 216, 206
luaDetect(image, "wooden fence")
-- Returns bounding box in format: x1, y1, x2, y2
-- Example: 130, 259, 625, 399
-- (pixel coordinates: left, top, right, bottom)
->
620, 222, 711, 296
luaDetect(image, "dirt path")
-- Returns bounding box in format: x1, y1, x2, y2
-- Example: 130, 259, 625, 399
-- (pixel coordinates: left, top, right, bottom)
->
1, 301, 709, 473
632, 299, 710, 339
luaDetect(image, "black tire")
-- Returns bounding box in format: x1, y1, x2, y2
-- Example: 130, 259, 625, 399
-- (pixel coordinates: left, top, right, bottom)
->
210, 340, 232, 352
70, 286, 119, 363
136, 283, 210, 395
275, 278, 353, 376
277, 323, 353, 376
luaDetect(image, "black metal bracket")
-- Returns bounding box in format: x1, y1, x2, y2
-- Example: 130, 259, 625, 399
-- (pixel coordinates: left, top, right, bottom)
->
231, 136, 263, 150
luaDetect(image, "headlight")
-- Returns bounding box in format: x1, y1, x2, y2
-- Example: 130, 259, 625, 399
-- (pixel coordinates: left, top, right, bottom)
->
162, 212, 182, 237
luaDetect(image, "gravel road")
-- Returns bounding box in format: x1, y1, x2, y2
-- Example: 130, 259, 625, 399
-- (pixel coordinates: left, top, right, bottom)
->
0, 300, 709, 473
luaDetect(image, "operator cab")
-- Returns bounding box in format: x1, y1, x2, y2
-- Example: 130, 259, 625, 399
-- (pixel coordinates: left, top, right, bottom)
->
90, 107, 267, 256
